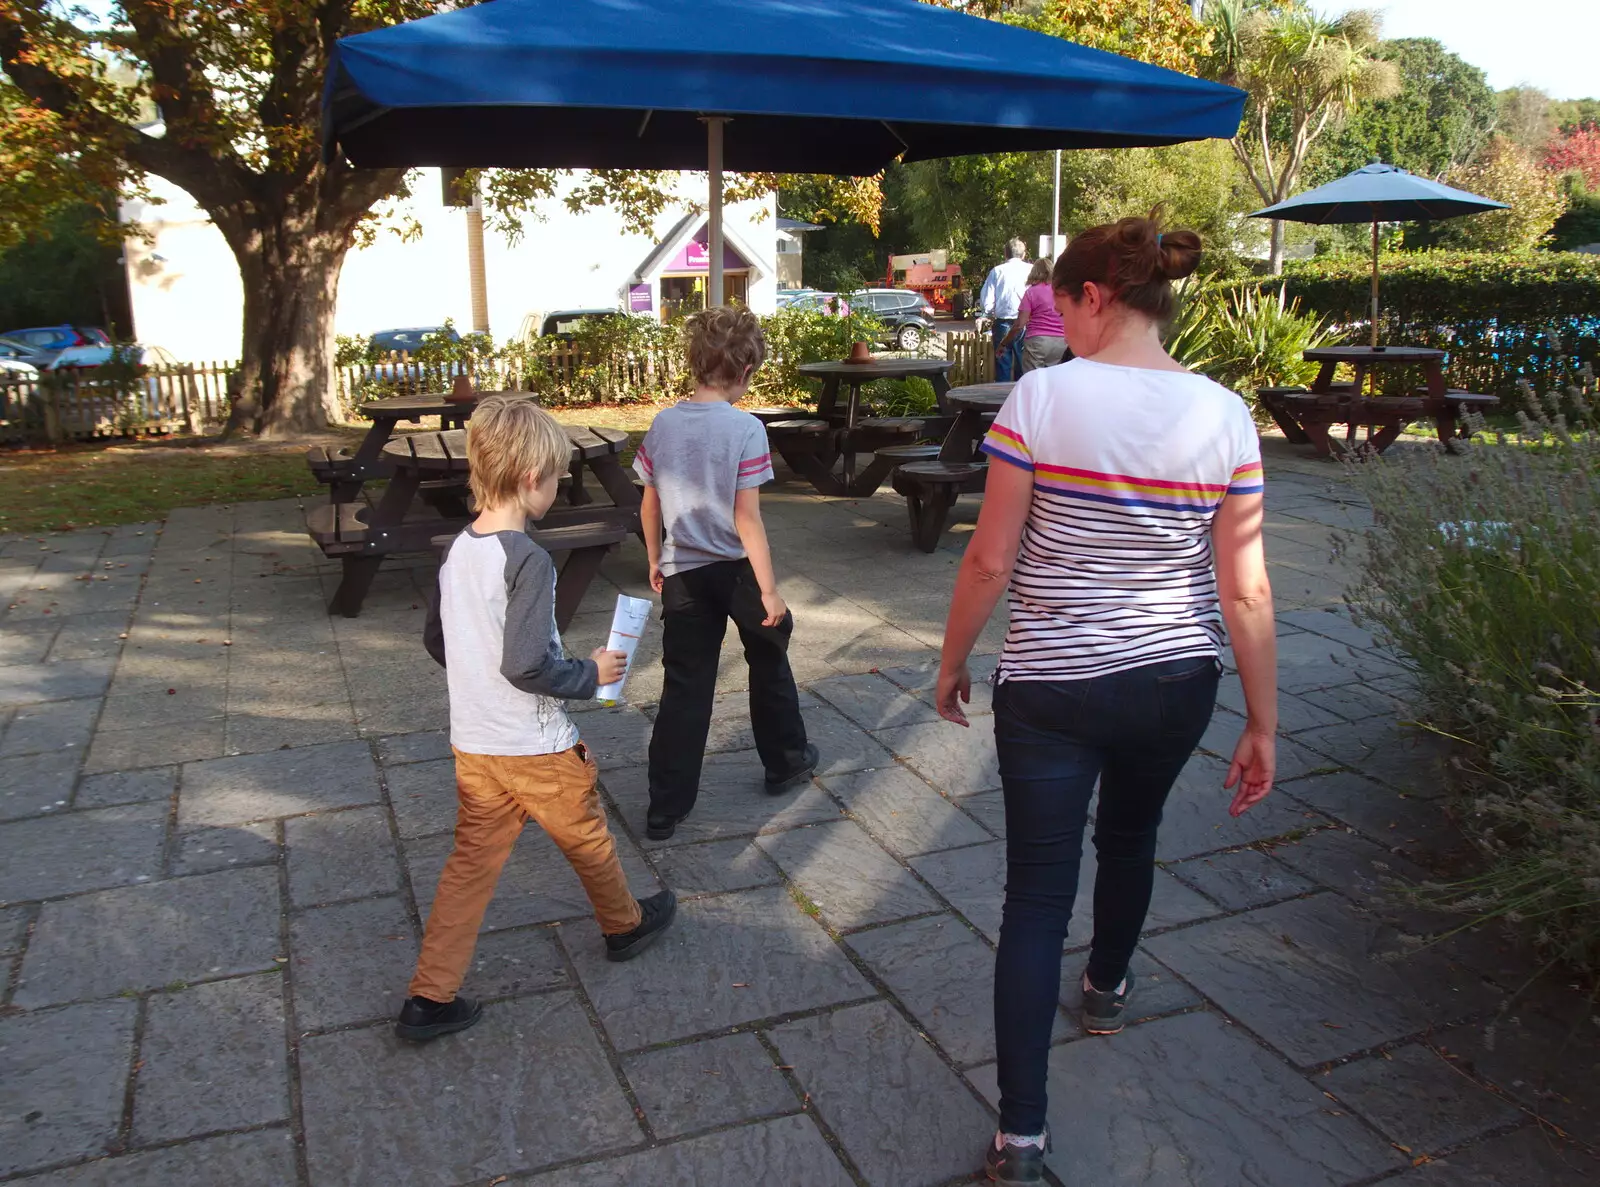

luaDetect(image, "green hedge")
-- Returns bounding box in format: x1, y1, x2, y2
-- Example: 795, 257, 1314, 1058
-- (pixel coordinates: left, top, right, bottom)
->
1270, 251, 1600, 404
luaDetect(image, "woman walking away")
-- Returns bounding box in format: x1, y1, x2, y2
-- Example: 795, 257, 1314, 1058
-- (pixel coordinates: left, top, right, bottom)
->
934, 215, 1279, 1186
996, 257, 1070, 374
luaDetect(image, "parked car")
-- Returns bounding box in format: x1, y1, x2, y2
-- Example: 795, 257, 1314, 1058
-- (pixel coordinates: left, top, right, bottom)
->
787, 289, 935, 350
524, 308, 626, 342
0, 357, 39, 382
0, 335, 51, 371
857, 289, 938, 351
776, 288, 818, 308
368, 325, 458, 356
0, 325, 111, 366
48, 343, 179, 372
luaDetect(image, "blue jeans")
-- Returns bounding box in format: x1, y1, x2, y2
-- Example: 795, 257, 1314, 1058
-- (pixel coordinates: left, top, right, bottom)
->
991, 319, 1023, 382
991, 657, 1220, 1135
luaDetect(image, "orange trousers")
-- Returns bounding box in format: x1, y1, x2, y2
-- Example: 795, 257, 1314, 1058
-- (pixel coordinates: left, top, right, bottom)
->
408, 744, 643, 1003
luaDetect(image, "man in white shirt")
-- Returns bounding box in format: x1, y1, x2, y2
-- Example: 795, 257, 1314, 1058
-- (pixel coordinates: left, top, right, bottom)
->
980, 237, 1032, 382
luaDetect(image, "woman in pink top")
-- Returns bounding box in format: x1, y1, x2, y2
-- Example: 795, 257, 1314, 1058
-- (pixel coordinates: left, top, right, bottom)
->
998, 257, 1069, 373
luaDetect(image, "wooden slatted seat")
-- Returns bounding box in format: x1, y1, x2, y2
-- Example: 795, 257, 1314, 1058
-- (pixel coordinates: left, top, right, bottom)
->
745, 406, 806, 427
891, 460, 988, 553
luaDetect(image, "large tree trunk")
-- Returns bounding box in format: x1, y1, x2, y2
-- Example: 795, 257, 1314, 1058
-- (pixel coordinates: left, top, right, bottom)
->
227, 229, 348, 436
1268, 218, 1286, 275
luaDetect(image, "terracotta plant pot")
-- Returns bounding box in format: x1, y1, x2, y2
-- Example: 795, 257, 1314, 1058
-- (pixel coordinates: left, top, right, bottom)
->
846, 340, 873, 364
446, 373, 476, 403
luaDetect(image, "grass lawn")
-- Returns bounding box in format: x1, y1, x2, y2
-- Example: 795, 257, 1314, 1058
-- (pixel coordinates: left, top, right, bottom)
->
0, 441, 326, 535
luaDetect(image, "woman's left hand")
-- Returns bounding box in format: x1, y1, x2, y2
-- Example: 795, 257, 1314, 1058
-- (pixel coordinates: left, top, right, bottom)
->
935, 663, 971, 727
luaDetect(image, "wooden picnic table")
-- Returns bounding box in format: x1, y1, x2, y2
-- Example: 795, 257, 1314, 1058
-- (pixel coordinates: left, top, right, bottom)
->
1263, 346, 1495, 457
938, 383, 1012, 462
307, 390, 494, 502
307, 423, 639, 620
783, 358, 954, 494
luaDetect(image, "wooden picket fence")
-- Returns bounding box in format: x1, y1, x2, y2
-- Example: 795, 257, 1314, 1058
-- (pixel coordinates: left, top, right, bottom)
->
0, 361, 237, 444
335, 342, 683, 409
942, 331, 995, 386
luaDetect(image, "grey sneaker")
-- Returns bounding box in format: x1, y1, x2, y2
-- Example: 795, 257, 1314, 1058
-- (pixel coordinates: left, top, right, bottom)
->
1082, 971, 1133, 1035
984, 1127, 1050, 1184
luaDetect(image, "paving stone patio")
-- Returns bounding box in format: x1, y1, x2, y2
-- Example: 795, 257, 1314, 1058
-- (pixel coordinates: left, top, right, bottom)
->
2, 441, 1599, 1186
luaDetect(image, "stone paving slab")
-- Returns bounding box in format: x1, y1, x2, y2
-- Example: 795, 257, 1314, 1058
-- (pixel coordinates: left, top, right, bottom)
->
5, 1129, 298, 1186
1147, 894, 1501, 1067
819, 764, 992, 858
622, 1031, 796, 1138
73, 766, 176, 810
968, 1012, 1402, 1186
756, 819, 940, 931
0, 802, 167, 902
1431, 1013, 1600, 1146
1321, 1043, 1520, 1156
178, 741, 381, 827
1395, 1126, 1600, 1185
289, 896, 417, 1032
510, 1114, 854, 1187
285, 806, 401, 907
132, 973, 290, 1144
873, 719, 1000, 796
0, 748, 84, 821
567, 886, 874, 1049
770, 999, 994, 1187
1165, 846, 1319, 912
299, 993, 639, 1187
0, 1000, 136, 1177
14, 867, 281, 1008
648, 837, 782, 897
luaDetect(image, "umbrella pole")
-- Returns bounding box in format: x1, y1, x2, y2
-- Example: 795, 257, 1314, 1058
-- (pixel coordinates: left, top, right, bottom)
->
706, 116, 727, 308
1370, 219, 1379, 350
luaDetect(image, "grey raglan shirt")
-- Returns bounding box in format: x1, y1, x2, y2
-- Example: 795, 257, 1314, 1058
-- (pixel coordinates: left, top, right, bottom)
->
424, 527, 596, 756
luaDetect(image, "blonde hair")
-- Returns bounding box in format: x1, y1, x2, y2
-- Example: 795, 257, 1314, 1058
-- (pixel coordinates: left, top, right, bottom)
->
685, 305, 767, 389
466, 394, 570, 510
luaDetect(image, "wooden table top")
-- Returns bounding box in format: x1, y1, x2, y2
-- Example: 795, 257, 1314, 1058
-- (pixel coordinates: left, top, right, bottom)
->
946, 383, 1014, 410
357, 389, 524, 420
1303, 345, 1445, 363
797, 358, 953, 380
382, 425, 629, 473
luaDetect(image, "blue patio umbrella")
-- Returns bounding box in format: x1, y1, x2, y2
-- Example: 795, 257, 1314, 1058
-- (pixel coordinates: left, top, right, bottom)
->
324, 0, 1244, 303
1249, 163, 1506, 346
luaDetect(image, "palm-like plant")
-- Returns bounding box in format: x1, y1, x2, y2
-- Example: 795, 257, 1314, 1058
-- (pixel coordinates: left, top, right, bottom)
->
1206, 1, 1400, 272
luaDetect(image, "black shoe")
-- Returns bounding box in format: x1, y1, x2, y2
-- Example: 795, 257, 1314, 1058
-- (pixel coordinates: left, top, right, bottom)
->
605, 889, 677, 962
394, 994, 482, 1042
764, 743, 819, 794
984, 1128, 1050, 1184
645, 812, 680, 841
1082, 971, 1133, 1035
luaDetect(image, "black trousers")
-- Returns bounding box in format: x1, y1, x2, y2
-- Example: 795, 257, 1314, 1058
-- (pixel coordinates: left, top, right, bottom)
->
648, 559, 809, 819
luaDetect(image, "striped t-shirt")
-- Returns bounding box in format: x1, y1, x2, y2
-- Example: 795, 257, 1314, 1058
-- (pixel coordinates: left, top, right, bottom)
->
980, 358, 1263, 682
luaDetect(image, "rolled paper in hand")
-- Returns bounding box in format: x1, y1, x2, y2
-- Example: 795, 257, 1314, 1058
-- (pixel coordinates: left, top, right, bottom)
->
595, 594, 652, 703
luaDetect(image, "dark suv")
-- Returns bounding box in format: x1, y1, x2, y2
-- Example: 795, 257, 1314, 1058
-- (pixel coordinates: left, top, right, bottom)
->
858, 289, 936, 351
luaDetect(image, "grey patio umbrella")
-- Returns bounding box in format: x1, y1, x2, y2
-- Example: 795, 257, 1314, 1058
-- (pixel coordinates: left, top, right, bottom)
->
1249, 163, 1506, 346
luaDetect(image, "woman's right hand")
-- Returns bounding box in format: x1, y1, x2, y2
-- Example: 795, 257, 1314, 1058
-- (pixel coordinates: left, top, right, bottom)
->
935, 663, 972, 727
1224, 728, 1275, 817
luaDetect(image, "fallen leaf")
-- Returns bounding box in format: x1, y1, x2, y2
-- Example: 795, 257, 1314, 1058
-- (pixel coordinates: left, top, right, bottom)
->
166, 688, 176, 695
732, 982, 750, 988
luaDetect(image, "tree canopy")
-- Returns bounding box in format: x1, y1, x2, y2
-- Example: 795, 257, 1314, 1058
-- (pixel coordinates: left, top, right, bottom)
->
1310, 38, 1495, 182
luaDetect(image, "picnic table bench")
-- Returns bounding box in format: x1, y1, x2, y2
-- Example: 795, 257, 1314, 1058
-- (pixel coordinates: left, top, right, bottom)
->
1263, 346, 1498, 456
890, 382, 1011, 552
306, 424, 638, 620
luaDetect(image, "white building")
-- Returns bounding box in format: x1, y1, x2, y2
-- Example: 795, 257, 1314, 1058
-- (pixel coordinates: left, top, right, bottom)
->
120, 168, 778, 362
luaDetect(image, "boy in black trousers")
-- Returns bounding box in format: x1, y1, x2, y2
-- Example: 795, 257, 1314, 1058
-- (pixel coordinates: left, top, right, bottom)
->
633, 307, 818, 840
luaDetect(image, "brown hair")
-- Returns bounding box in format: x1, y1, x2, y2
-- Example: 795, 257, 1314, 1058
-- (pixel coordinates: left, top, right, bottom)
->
685, 305, 767, 389
466, 394, 571, 510
1051, 213, 1201, 322
1027, 257, 1053, 286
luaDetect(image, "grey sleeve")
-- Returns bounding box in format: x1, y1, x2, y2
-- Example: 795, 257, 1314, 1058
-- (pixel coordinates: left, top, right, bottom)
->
498, 533, 598, 700
422, 536, 454, 668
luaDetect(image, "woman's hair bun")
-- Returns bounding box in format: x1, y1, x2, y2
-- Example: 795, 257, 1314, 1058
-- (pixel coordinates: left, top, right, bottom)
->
1156, 228, 1202, 282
